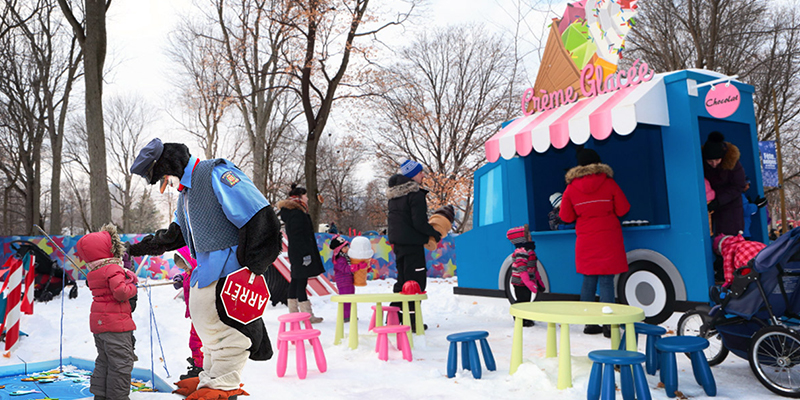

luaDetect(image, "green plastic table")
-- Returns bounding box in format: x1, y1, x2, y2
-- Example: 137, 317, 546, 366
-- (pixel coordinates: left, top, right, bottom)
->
509, 301, 645, 389
331, 293, 427, 350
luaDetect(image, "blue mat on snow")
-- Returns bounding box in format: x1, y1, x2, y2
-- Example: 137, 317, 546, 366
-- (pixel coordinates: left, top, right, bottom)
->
0, 356, 171, 399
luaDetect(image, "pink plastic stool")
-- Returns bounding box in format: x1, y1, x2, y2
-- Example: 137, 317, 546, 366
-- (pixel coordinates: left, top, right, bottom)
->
373, 325, 412, 362
278, 312, 312, 333
276, 328, 327, 379
369, 305, 400, 331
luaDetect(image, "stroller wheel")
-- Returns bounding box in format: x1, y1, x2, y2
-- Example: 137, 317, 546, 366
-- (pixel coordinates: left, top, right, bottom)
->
749, 325, 800, 398
677, 309, 728, 366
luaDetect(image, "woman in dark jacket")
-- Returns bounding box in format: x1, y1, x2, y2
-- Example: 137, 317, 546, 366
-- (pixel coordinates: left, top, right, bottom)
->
277, 184, 325, 323
703, 131, 747, 236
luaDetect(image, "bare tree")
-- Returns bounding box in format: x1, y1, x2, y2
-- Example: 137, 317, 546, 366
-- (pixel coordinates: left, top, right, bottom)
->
167, 15, 236, 160
626, 0, 800, 194
182, 0, 301, 197
362, 24, 522, 233
104, 95, 157, 232
316, 134, 368, 230
0, 0, 81, 235
275, 0, 419, 226
57, 0, 111, 230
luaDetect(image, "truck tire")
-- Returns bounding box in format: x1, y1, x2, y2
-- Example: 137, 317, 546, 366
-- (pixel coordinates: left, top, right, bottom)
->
617, 260, 675, 324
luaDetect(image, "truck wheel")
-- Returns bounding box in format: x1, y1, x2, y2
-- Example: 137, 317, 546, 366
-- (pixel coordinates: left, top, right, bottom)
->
617, 260, 675, 324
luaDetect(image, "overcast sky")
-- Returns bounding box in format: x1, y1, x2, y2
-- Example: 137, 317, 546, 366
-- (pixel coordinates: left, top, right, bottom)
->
99, 0, 563, 184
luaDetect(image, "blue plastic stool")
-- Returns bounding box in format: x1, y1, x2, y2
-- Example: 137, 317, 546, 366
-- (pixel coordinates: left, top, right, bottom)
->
587, 350, 651, 400
446, 331, 496, 379
655, 336, 716, 398
620, 322, 667, 375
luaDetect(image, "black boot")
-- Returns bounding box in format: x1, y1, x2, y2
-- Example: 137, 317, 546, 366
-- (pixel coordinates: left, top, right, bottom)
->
602, 325, 612, 338
584, 324, 603, 334
180, 357, 203, 380
523, 319, 535, 327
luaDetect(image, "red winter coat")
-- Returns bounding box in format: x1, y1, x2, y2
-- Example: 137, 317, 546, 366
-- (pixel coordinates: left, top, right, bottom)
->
560, 163, 630, 276
76, 230, 138, 334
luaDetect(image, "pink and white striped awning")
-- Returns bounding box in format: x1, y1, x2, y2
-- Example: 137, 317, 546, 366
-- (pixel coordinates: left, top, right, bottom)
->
485, 75, 670, 162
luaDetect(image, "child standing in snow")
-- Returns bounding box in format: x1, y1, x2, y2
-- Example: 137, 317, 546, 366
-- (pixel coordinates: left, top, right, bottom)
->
329, 235, 355, 322
506, 224, 544, 327
76, 224, 138, 400
173, 247, 204, 380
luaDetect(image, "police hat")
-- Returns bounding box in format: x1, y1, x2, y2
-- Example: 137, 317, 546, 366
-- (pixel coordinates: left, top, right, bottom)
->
130, 138, 164, 182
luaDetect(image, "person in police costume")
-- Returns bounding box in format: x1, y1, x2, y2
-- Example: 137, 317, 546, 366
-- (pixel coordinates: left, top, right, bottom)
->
127, 138, 281, 400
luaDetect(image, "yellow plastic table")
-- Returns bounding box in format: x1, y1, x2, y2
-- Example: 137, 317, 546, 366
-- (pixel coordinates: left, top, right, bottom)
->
509, 301, 645, 389
331, 293, 427, 350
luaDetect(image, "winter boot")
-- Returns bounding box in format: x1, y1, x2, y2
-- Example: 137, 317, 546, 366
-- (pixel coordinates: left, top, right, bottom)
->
602, 325, 612, 338
288, 298, 299, 313
173, 376, 200, 396
185, 386, 249, 400
299, 300, 323, 323
180, 357, 204, 380
584, 324, 603, 335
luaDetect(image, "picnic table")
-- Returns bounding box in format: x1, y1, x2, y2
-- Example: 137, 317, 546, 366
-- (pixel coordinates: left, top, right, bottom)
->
509, 301, 645, 389
331, 293, 427, 350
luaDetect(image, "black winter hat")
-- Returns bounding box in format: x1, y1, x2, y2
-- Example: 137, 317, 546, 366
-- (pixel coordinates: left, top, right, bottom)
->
434, 205, 455, 223
703, 131, 726, 160
577, 148, 601, 166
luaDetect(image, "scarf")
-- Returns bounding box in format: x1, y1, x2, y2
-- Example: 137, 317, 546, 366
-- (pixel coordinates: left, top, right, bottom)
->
86, 257, 123, 272
289, 195, 308, 213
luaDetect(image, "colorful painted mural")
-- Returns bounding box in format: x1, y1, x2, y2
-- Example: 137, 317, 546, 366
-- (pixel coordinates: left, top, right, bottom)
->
0, 234, 181, 281
315, 233, 457, 282
1, 233, 458, 282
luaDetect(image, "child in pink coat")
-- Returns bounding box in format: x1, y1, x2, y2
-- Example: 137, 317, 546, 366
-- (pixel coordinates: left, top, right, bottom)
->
173, 246, 204, 380
76, 224, 138, 400
329, 235, 355, 321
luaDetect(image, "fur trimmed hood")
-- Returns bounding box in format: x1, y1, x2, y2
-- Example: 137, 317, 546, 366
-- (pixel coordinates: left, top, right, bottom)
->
277, 198, 308, 212
387, 174, 424, 200
702, 141, 740, 171
565, 163, 614, 185
76, 223, 125, 264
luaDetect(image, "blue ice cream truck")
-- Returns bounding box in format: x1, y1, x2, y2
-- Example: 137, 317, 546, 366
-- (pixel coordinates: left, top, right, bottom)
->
454, 69, 767, 323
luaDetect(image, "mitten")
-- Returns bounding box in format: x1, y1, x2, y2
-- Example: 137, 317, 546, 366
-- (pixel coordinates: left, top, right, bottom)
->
122, 252, 133, 271
707, 199, 719, 212
755, 196, 768, 208
173, 274, 184, 290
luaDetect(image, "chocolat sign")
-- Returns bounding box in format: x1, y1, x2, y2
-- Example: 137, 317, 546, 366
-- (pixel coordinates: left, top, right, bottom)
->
705, 83, 740, 119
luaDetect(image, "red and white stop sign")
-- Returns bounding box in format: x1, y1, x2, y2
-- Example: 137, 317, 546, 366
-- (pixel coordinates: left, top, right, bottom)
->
220, 268, 270, 325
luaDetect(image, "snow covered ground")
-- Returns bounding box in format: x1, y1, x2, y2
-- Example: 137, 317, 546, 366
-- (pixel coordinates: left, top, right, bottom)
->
2, 277, 777, 399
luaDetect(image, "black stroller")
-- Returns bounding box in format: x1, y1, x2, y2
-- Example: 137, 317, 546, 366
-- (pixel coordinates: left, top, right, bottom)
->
678, 227, 800, 397
8, 241, 78, 302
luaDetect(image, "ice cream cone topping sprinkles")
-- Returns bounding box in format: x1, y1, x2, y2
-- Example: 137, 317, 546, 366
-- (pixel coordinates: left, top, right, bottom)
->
559, 0, 638, 75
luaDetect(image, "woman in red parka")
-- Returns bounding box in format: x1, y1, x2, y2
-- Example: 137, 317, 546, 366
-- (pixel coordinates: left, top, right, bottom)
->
559, 149, 630, 336
76, 224, 138, 400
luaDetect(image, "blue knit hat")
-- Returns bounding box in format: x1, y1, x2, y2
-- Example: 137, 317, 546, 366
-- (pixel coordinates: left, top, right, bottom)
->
400, 159, 423, 178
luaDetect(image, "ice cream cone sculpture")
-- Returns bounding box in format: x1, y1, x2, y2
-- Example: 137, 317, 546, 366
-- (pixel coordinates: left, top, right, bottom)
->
425, 205, 455, 251
349, 236, 374, 287
350, 260, 371, 287
530, 0, 639, 112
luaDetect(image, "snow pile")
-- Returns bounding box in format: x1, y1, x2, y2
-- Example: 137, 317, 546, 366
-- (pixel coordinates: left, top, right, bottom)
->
3, 278, 767, 399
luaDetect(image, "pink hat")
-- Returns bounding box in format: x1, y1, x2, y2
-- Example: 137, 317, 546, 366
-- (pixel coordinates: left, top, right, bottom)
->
174, 246, 198, 271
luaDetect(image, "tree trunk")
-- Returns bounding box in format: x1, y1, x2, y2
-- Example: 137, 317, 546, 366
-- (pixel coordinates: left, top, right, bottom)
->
304, 131, 321, 227
84, 0, 110, 230
49, 119, 64, 234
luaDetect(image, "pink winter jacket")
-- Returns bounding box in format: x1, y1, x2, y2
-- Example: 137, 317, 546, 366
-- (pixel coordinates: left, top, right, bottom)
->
77, 230, 138, 334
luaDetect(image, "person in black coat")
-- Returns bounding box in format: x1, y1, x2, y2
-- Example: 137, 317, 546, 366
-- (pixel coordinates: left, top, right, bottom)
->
387, 160, 441, 329
277, 184, 325, 323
